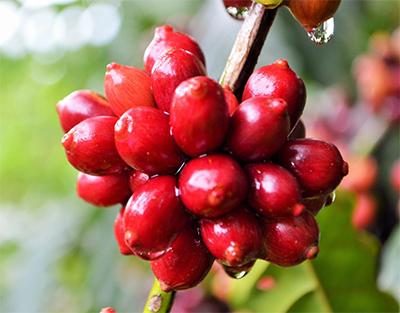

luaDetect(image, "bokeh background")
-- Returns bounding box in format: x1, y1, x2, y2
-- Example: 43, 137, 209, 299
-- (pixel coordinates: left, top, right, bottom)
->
0, 0, 399, 312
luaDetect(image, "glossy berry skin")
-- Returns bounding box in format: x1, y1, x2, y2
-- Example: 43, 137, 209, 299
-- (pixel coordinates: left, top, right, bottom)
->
242, 59, 306, 128
150, 226, 214, 292
62, 116, 127, 175
124, 176, 191, 260
289, 120, 306, 139
179, 154, 248, 218
200, 208, 264, 266
56, 90, 114, 133
278, 139, 349, 197
129, 170, 150, 192
144, 25, 205, 74
227, 97, 290, 162
223, 86, 239, 116
114, 206, 133, 255
104, 63, 155, 116
151, 48, 206, 113
76, 172, 131, 207
114, 107, 184, 175
262, 211, 320, 267
247, 163, 304, 217
170, 77, 229, 156
285, 0, 341, 30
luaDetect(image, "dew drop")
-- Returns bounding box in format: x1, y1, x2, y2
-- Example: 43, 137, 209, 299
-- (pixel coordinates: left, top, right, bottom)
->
222, 260, 255, 279
223, 0, 252, 20
307, 17, 334, 45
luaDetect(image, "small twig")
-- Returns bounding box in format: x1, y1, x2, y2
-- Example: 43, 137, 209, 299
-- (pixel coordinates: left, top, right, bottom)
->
142, 279, 175, 313
220, 3, 277, 98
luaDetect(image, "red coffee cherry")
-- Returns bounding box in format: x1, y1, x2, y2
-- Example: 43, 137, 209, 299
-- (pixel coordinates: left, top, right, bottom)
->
99, 307, 117, 313
391, 160, 400, 194
227, 97, 290, 162
278, 138, 349, 197
242, 59, 306, 128
262, 211, 320, 267
200, 208, 264, 266
62, 116, 127, 175
114, 206, 133, 255
151, 48, 206, 113
124, 176, 191, 260
150, 226, 214, 291
76, 172, 131, 207
129, 170, 150, 193
104, 63, 155, 116
56, 90, 114, 133
247, 163, 305, 217
223, 86, 239, 116
170, 76, 229, 156
285, 0, 341, 30
144, 25, 205, 74
288, 119, 306, 140
179, 154, 248, 218
351, 193, 377, 231
114, 107, 184, 175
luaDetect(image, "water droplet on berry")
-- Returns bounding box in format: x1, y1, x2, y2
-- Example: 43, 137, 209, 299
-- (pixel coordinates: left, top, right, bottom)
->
307, 17, 334, 45
223, 1, 251, 20
225, 268, 249, 279
222, 261, 254, 279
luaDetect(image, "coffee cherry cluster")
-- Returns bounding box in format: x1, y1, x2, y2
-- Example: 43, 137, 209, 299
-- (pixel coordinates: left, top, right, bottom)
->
57, 25, 348, 292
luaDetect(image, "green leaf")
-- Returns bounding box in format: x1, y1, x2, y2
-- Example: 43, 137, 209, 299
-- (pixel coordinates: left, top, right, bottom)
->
227, 192, 399, 312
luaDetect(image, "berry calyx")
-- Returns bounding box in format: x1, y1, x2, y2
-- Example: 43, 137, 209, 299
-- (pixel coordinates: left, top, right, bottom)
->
227, 97, 290, 162
104, 63, 155, 116
144, 25, 205, 74
114, 206, 133, 255
179, 154, 248, 218
56, 90, 114, 133
247, 163, 304, 217
150, 226, 214, 291
170, 76, 229, 156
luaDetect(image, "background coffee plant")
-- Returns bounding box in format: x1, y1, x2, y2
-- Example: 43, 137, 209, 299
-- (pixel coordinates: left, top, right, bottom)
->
0, 0, 399, 312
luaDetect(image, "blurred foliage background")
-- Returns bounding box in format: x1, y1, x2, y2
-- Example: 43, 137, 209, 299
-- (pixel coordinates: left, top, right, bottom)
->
0, 0, 399, 312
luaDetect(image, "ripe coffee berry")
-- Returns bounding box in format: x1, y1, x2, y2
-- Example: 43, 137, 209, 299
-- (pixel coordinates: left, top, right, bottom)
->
76, 172, 131, 207
223, 86, 239, 116
151, 226, 214, 292
129, 170, 150, 193
144, 25, 205, 74
114, 206, 133, 255
151, 48, 206, 113
124, 176, 191, 260
114, 107, 184, 175
179, 154, 248, 218
62, 116, 127, 175
227, 97, 290, 162
104, 63, 155, 116
247, 163, 304, 217
262, 211, 320, 267
170, 76, 229, 156
56, 90, 114, 133
200, 208, 264, 266
278, 138, 349, 196
242, 59, 306, 128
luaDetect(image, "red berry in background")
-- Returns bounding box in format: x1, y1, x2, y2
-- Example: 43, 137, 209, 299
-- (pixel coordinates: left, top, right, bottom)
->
129, 170, 150, 193
262, 211, 320, 267
179, 154, 248, 218
114, 206, 133, 255
341, 156, 378, 193
144, 25, 205, 74
302, 194, 330, 215
76, 172, 131, 207
124, 176, 191, 260
288, 119, 306, 140
352, 193, 378, 231
114, 107, 184, 175
227, 97, 290, 162
284, 0, 341, 30
151, 226, 214, 292
170, 77, 229, 156
104, 63, 155, 116
390, 160, 400, 194
99, 307, 117, 313
223, 86, 239, 116
200, 208, 264, 266
242, 59, 306, 128
151, 48, 206, 113
56, 90, 114, 133
247, 163, 305, 217
278, 138, 348, 197
62, 116, 127, 175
